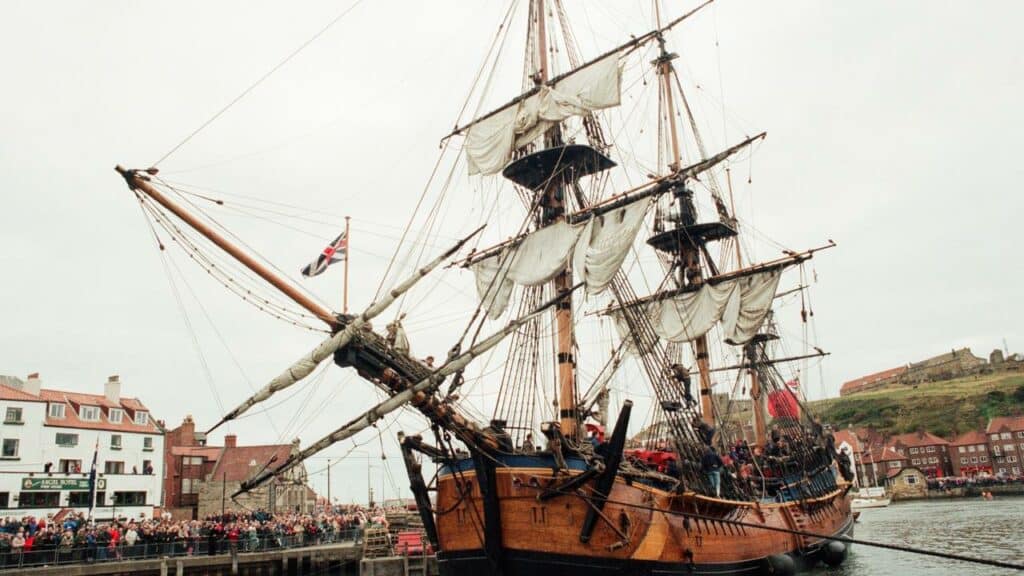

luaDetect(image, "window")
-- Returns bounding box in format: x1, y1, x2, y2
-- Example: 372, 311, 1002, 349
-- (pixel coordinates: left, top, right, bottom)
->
58, 459, 82, 474
927, 446, 936, 453
1001, 432, 1012, 440
4, 408, 23, 424
68, 492, 93, 507
80, 406, 100, 422
904, 475, 918, 485
181, 478, 199, 494
108, 408, 123, 424
960, 457, 968, 464
1008, 456, 1019, 463
888, 461, 901, 469
958, 446, 966, 453
185, 456, 203, 466
911, 458, 920, 465
104, 461, 124, 474
1017, 431, 1024, 439
112, 491, 146, 506
1020, 443, 1024, 452
134, 411, 149, 426
48, 403, 65, 419
990, 434, 1000, 441
978, 444, 986, 451
994, 446, 1002, 456
55, 433, 78, 447
2, 439, 19, 458
110, 435, 122, 450
1004, 444, 1015, 452
910, 448, 919, 454
19, 492, 59, 508
981, 455, 989, 463
1014, 467, 1021, 475
143, 437, 153, 451
971, 456, 978, 464
0, 493, 8, 509
967, 445, 975, 453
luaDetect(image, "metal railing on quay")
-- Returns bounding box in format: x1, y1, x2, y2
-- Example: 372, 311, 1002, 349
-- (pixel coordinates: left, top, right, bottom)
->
0, 528, 362, 570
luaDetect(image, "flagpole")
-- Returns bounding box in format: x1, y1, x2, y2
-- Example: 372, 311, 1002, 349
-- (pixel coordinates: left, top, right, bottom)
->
343, 216, 350, 314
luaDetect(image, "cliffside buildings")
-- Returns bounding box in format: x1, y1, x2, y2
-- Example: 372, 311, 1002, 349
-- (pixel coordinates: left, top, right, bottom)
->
840, 347, 990, 397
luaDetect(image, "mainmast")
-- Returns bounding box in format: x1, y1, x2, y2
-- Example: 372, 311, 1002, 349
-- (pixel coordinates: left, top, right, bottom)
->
534, 0, 578, 439
652, 5, 719, 426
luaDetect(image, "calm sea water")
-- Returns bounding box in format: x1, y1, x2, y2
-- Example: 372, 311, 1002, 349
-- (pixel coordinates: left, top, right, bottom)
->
810, 496, 1024, 576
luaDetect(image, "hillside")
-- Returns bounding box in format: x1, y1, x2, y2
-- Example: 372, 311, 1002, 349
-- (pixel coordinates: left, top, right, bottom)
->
808, 372, 1024, 438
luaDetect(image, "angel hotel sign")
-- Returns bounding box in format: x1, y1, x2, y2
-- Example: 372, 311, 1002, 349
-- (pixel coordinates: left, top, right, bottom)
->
21, 477, 106, 491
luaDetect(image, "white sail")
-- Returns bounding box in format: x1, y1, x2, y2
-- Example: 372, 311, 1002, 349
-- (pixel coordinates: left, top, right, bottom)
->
616, 269, 782, 349
465, 52, 622, 175
470, 196, 652, 317
472, 221, 582, 318
720, 268, 781, 345
572, 197, 652, 295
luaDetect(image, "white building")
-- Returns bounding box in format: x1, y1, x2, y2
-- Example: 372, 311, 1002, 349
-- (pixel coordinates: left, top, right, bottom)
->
0, 373, 164, 521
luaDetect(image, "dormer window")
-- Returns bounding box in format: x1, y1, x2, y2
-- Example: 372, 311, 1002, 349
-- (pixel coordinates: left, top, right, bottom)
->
48, 403, 66, 419
109, 408, 123, 424
134, 411, 149, 426
80, 405, 100, 422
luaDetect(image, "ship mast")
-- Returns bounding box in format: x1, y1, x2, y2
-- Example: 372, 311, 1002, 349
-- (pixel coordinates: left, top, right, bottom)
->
653, 3, 716, 426
533, 0, 578, 439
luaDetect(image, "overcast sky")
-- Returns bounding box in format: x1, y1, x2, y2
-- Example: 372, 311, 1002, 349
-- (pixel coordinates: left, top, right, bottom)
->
2, 0, 1022, 503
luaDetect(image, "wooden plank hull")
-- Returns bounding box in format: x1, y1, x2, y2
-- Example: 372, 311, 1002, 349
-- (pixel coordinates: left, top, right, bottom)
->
435, 457, 853, 575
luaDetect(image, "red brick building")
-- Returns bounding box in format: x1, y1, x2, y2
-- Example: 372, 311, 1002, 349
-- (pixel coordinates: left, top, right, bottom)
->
986, 416, 1024, 477
949, 430, 993, 477
162, 415, 311, 519
889, 431, 952, 478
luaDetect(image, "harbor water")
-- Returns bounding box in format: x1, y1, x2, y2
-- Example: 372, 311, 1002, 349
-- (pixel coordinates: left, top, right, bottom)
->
811, 496, 1024, 576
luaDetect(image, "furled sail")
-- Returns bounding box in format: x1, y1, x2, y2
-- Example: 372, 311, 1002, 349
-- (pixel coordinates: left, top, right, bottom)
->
472, 221, 582, 318
616, 269, 781, 348
573, 197, 651, 295
471, 197, 652, 317
464, 53, 622, 175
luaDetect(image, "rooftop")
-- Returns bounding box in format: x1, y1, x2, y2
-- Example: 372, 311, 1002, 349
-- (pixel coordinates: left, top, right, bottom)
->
950, 430, 990, 446
890, 431, 950, 448
987, 415, 1024, 434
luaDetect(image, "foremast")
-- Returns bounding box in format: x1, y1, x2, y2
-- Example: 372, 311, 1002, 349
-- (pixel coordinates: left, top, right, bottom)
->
533, 0, 579, 440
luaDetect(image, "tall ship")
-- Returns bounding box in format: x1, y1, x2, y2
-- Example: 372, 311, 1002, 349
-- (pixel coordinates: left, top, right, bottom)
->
115, 1, 853, 574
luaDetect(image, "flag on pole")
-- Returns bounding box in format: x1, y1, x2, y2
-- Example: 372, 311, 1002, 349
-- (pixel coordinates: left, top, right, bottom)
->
87, 437, 99, 520
301, 231, 348, 278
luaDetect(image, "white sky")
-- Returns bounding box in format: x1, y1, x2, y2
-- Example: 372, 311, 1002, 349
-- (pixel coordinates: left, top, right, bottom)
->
2, 0, 1022, 503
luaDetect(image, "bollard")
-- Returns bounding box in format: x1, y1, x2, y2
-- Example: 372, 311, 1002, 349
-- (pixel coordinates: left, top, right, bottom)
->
176, 558, 184, 576
232, 548, 239, 575
160, 559, 168, 576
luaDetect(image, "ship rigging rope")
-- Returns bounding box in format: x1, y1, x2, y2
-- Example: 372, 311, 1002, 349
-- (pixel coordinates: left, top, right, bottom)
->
138, 193, 325, 331
372, 0, 519, 303
531, 484, 1024, 571
156, 176, 334, 313
150, 0, 367, 168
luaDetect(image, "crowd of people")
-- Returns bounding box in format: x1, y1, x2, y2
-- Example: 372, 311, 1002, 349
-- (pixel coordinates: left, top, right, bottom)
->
0, 506, 386, 568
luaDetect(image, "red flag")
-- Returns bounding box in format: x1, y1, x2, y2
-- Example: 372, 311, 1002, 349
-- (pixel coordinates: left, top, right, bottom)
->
768, 388, 799, 419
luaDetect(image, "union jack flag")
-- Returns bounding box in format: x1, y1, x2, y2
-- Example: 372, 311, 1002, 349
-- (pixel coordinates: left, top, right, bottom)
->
301, 231, 347, 277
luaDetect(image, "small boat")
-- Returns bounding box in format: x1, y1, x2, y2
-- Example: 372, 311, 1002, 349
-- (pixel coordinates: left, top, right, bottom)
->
851, 497, 891, 510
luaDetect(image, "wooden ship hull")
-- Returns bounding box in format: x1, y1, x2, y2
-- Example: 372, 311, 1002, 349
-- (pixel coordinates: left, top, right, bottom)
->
434, 456, 853, 576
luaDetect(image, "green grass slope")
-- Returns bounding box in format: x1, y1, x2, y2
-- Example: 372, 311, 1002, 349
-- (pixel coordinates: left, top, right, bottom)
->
809, 373, 1024, 438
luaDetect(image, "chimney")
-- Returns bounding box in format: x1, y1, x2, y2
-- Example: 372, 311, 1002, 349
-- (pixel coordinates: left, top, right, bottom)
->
224, 434, 237, 448
104, 375, 121, 404
24, 373, 41, 396
179, 415, 196, 447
